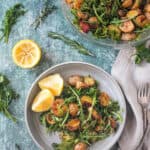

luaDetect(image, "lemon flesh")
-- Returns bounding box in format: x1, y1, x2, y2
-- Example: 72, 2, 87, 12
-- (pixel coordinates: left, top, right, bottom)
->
12, 39, 41, 68
32, 89, 54, 112
38, 74, 64, 96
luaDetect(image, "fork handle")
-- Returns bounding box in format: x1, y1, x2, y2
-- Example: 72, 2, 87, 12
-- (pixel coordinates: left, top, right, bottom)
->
143, 108, 148, 130
137, 123, 150, 150
137, 109, 150, 150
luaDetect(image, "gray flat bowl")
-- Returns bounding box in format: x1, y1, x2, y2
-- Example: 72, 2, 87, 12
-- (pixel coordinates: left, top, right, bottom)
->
25, 62, 126, 150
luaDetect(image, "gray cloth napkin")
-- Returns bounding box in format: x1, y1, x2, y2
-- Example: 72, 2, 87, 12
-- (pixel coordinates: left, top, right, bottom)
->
111, 47, 150, 150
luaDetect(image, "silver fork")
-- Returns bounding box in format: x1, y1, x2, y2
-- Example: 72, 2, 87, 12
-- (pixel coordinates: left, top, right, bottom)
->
137, 84, 150, 150
137, 109, 150, 150
138, 84, 150, 129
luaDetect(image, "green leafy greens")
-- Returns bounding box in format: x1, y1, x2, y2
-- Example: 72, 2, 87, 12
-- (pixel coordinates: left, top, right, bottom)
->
32, 0, 57, 30
0, 74, 18, 122
0, 3, 26, 43
39, 75, 122, 149
48, 31, 95, 57
72, 0, 122, 40
68, 0, 150, 41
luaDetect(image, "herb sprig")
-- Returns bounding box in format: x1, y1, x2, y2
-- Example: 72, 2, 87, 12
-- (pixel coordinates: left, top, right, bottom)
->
135, 42, 150, 64
0, 74, 18, 122
32, 0, 57, 30
0, 3, 26, 43
48, 31, 95, 57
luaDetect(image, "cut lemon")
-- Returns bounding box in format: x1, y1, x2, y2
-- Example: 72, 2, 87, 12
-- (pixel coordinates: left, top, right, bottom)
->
38, 74, 64, 96
12, 40, 41, 68
32, 89, 54, 112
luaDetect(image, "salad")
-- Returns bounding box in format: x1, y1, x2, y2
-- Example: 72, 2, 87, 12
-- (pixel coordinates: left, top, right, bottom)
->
65, 0, 150, 41
32, 74, 122, 150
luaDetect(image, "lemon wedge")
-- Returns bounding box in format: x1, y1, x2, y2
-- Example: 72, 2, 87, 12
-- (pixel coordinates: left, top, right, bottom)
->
32, 89, 54, 112
38, 74, 64, 96
12, 40, 41, 68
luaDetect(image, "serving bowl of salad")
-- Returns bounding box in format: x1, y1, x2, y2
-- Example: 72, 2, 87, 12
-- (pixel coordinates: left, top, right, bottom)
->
62, 0, 150, 47
25, 62, 126, 150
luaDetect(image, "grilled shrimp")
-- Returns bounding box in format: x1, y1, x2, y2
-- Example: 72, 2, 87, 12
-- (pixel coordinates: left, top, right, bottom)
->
66, 118, 80, 131
74, 142, 88, 150
121, 33, 136, 41
119, 20, 135, 33
122, 0, 133, 8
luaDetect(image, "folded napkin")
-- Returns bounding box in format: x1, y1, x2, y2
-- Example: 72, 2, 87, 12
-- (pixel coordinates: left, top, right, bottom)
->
111, 43, 150, 150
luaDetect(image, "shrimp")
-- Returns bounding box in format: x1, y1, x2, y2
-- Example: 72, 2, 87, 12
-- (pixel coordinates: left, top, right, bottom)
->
121, 33, 136, 41
77, 11, 88, 20
65, 0, 73, 4
145, 12, 150, 20
119, 20, 135, 33
46, 114, 55, 125
144, 4, 150, 13
132, 0, 141, 9
91, 109, 101, 120
73, 0, 84, 9
66, 118, 80, 131
69, 103, 79, 117
76, 81, 88, 89
135, 15, 149, 27
126, 9, 141, 19
99, 92, 110, 106
88, 17, 98, 25
84, 76, 95, 87
74, 142, 88, 150
52, 99, 68, 117
68, 75, 83, 86
81, 95, 92, 106
122, 0, 133, 8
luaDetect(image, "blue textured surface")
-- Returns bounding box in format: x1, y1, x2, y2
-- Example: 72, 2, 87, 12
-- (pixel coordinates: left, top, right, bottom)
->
0, 0, 118, 150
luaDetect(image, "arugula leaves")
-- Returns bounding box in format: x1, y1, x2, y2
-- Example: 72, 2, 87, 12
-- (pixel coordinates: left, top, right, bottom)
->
0, 74, 18, 122
40, 82, 121, 149
52, 140, 74, 150
0, 3, 26, 43
135, 42, 150, 64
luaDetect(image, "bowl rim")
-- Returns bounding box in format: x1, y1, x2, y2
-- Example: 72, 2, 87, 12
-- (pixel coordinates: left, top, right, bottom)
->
25, 61, 127, 150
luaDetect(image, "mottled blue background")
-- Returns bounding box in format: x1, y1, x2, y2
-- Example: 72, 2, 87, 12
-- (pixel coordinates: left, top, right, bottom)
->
0, 0, 118, 149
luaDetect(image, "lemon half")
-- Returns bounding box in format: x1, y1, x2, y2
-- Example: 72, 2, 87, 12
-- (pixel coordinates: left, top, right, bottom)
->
32, 89, 54, 112
38, 74, 64, 96
12, 40, 41, 68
